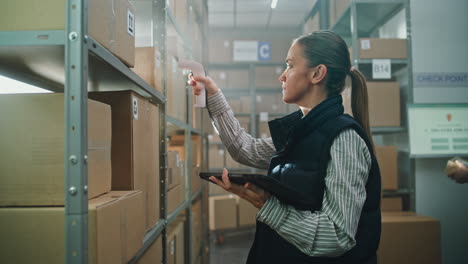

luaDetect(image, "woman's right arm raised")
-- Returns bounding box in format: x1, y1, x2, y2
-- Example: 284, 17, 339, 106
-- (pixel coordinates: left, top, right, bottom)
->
190, 76, 276, 169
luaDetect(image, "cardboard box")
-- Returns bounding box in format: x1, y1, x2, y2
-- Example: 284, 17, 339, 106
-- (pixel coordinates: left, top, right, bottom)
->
359, 38, 408, 59
0, 94, 111, 206
237, 197, 258, 227
192, 200, 203, 261
101, 191, 146, 262
208, 39, 232, 63
0, 0, 135, 66
169, 135, 201, 167
88, 91, 160, 230
209, 195, 237, 230
137, 236, 162, 264
368, 82, 401, 127
167, 219, 185, 264
167, 55, 187, 122
209, 70, 229, 89
375, 145, 398, 191
167, 151, 183, 190
209, 145, 225, 169
381, 197, 403, 212
378, 213, 441, 264
258, 121, 270, 139
208, 133, 221, 143
257, 94, 287, 113
192, 166, 202, 194
209, 183, 231, 196
229, 98, 242, 113
226, 153, 240, 169
238, 116, 251, 133
240, 96, 252, 113
0, 191, 143, 264
255, 66, 284, 88
227, 70, 250, 89
133, 47, 163, 92
168, 184, 185, 214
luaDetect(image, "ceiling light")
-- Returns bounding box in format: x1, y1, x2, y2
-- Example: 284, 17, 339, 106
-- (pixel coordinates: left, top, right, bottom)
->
271, 0, 278, 9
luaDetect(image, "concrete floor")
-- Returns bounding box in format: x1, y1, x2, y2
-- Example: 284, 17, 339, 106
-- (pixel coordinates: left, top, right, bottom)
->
209, 228, 255, 264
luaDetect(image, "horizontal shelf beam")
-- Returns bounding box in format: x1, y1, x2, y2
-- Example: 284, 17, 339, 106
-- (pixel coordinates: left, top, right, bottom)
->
167, 199, 190, 225
128, 220, 166, 264
86, 37, 166, 104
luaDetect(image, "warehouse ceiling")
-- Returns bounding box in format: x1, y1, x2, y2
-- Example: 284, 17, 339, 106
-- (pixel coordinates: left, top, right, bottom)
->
207, 0, 317, 29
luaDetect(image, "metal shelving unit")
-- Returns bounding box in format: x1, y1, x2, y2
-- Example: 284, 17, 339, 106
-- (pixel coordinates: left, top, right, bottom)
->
0, 0, 209, 263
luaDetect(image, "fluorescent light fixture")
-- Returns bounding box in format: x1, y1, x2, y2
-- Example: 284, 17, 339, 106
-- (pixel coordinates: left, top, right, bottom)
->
0, 75, 52, 94
271, 0, 278, 9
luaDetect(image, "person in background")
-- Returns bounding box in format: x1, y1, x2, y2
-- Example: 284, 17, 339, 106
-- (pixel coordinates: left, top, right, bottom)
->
190, 30, 381, 264
446, 158, 468, 183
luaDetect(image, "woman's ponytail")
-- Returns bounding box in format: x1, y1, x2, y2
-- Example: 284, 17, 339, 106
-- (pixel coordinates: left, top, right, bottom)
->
349, 68, 374, 148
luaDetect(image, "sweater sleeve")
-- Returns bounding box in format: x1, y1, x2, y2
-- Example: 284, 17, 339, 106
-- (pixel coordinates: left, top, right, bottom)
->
207, 91, 277, 169
256, 129, 372, 257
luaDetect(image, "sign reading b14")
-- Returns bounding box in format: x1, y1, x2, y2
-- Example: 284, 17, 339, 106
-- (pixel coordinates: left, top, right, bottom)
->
233, 41, 271, 62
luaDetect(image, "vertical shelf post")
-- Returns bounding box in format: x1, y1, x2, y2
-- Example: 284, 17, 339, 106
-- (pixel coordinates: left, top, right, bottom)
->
65, 0, 89, 263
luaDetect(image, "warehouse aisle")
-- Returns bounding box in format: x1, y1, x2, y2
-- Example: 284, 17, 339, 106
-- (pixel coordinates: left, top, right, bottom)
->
209, 229, 255, 264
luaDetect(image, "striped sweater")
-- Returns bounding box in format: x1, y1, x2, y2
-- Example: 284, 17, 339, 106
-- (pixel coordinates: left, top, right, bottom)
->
207, 91, 371, 257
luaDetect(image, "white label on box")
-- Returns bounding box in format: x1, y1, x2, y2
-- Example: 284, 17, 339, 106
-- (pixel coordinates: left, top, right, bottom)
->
260, 112, 269, 122
275, 66, 283, 75
208, 134, 213, 141
361, 39, 371, 50
218, 149, 225, 155
372, 59, 391, 79
170, 240, 175, 255
256, 95, 262, 103
233, 41, 258, 62
261, 133, 268, 139
156, 50, 161, 67
219, 72, 227, 80
224, 40, 230, 47
127, 10, 135, 37
132, 96, 139, 120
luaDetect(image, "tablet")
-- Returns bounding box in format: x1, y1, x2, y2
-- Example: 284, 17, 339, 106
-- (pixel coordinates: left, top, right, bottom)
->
200, 172, 315, 209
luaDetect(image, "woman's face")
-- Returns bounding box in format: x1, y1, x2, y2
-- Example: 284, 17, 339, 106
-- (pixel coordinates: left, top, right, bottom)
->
279, 42, 313, 104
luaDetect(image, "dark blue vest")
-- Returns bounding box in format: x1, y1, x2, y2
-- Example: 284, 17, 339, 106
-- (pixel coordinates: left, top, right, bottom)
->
246, 95, 381, 264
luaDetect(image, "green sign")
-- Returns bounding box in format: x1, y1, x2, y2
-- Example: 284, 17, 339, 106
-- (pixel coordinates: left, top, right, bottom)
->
408, 104, 468, 157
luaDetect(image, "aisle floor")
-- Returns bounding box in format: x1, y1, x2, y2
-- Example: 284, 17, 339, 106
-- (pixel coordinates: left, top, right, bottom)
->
209, 228, 255, 264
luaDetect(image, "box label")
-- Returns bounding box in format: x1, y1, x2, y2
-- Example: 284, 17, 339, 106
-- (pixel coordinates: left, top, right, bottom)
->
372, 59, 391, 79
170, 240, 175, 255
127, 10, 135, 37
258, 41, 271, 62
361, 39, 371, 50
132, 96, 139, 120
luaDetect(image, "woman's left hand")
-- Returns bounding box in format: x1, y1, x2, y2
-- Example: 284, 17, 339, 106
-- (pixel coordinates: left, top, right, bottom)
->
210, 168, 271, 209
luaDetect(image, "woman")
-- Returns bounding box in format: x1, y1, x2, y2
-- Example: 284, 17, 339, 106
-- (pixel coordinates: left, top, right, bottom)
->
190, 31, 381, 264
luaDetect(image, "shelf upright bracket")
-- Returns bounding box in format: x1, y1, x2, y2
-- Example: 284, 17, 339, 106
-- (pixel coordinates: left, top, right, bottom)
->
350, 0, 360, 69
65, 0, 89, 264
154, 0, 169, 263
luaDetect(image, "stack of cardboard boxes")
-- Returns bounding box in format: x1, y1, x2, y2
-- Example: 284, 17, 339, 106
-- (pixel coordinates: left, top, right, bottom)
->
208, 195, 259, 231
0, 92, 158, 263
166, 150, 186, 214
